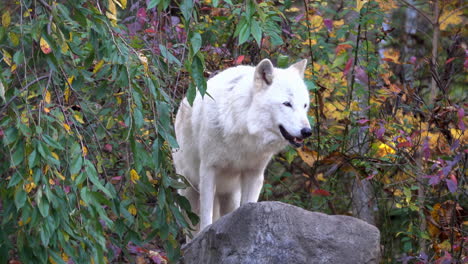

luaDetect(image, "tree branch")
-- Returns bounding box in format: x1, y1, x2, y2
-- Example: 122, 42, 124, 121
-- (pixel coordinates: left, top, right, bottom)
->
397, 0, 433, 24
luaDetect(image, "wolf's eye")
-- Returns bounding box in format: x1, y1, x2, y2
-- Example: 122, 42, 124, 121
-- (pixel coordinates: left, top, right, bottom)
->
283, 102, 292, 107
304, 104, 307, 108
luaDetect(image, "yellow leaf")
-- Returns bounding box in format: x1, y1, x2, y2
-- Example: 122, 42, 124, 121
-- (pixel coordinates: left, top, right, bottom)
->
383, 48, 400, 64
71, 174, 78, 181
80, 199, 86, 206
128, 204, 137, 215
93, 60, 105, 74
61, 42, 69, 53
356, 0, 369, 12
440, 9, 464, 30
106, 0, 118, 23
51, 152, 59, 160
40, 37, 52, 54
2, 49, 12, 66
23, 9, 32, 17
45, 90, 51, 104
285, 7, 300, 13
9, 32, 19, 46
49, 257, 57, 264
63, 123, 71, 132
82, 146, 88, 157
350, 101, 360, 111
10, 63, 17, 72
64, 75, 74, 103
74, 113, 85, 124
62, 253, 69, 262
49, 178, 55, 185
2, 11, 10, 27
333, 19, 344, 27
376, 143, 395, 157
138, 53, 148, 73
297, 147, 318, 167
24, 182, 36, 193
307, 15, 323, 32
316, 173, 326, 182
118, 0, 127, 9
130, 169, 140, 184
55, 171, 66, 180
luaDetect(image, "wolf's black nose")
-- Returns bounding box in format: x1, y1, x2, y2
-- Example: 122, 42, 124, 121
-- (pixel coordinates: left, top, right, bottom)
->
301, 128, 312, 138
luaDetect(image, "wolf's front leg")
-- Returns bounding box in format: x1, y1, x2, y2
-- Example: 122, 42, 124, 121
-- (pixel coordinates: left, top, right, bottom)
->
199, 164, 216, 231
240, 169, 265, 205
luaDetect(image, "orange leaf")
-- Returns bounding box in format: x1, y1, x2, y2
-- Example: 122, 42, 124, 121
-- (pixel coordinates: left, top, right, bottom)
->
335, 44, 352, 55
40, 37, 52, 54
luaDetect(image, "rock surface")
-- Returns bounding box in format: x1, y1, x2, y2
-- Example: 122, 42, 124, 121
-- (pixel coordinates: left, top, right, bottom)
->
181, 201, 380, 264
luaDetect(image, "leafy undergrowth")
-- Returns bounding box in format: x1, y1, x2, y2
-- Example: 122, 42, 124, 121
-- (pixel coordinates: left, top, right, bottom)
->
1, 0, 467, 263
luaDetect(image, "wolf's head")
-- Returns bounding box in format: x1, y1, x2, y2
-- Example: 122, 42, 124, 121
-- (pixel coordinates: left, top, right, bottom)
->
248, 59, 312, 148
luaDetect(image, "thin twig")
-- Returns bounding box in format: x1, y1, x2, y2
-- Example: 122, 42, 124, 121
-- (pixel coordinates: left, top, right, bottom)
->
397, 0, 433, 24
302, 0, 321, 161
37, 0, 52, 11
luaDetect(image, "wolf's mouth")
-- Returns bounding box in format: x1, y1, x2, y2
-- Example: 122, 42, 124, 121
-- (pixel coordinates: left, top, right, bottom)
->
279, 125, 304, 148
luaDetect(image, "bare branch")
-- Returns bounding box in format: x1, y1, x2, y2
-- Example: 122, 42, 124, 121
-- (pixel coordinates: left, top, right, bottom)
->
397, 0, 433, 24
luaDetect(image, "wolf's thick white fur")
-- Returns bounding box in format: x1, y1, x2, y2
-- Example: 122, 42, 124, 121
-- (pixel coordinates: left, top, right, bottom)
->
173, 59, 311, 235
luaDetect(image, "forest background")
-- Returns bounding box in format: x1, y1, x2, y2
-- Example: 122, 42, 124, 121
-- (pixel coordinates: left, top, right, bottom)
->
0, 0, 466, 263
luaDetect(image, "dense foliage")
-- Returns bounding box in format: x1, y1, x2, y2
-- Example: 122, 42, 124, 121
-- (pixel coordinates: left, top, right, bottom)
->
0, 0, 466, 263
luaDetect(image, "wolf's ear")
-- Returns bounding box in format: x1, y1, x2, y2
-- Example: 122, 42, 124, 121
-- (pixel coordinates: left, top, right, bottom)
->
255, 59, 274, 87
289, 59, 308, 79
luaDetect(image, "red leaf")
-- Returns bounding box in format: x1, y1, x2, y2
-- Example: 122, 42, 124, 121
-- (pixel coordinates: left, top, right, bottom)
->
145, 28, 156, 34
335, 44, 352, 55
445, 57, 457, 64
234, 55, 245, 65
382, 58, 394, 62
312, 189, 331, 196
397, 141, 412, 148
343, 57, 353, 76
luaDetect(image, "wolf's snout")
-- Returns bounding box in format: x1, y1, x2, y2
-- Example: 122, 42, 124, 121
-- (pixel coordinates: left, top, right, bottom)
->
301, 128, 312, 138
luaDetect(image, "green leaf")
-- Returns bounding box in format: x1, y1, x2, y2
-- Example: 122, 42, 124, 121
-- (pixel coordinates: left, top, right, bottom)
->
250, 20, 262, 46
15, 189, 27, 210
159, 44, 182, 66
238, 21, 251, 45
180, 0, 194, 21
8, 172, 23, 188
28, 149, 38, 168
277, 55, 289, 68
212, 0, 219, 7
147, 0, 161, 9
84, 160, 112, 197
190, 33, 202, 55
186, 82, 196, 106
42, 134, 64, 150
70, 155, 83, 175
191, 54, 206, 95
37, 191, 50, 217
11, 143, 24, 167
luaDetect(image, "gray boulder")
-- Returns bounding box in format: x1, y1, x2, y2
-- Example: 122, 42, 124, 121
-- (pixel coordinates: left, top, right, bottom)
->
181, 201, 380, 264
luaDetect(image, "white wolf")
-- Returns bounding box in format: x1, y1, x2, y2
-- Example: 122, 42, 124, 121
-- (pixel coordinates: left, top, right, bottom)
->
173, 59, 312, 235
